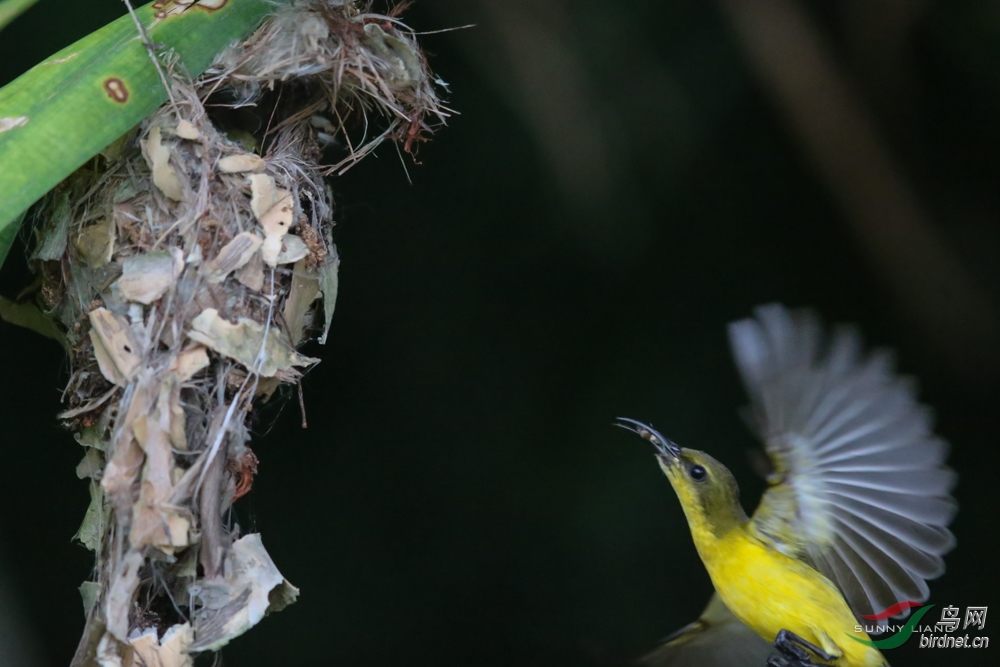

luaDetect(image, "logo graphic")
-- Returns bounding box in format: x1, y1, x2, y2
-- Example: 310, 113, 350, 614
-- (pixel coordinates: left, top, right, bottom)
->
861, 600, 925, 621
964, 607, 988, 631
937, 605, 961, 632
848, 603, 990, 650
847, 603, 935, 649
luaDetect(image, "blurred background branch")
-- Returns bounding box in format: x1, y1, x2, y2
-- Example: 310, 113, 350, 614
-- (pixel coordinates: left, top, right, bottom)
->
719, 0, 999, 377
466, 0, 618, 218
427, 0, 702, 259
433, 0, 999, 375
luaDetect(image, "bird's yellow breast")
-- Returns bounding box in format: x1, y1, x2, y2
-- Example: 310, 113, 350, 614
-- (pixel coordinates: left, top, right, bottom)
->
697, 529, 885, 667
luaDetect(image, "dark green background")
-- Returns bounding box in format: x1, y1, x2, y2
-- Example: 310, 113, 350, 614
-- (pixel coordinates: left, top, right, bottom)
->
1, 1, 997, 666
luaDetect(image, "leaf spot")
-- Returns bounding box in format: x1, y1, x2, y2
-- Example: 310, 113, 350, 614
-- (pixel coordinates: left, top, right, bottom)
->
104, 78, 129, 103
196, 0, 228, 11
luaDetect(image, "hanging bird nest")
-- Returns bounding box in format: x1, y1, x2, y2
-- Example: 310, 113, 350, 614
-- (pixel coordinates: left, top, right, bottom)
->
22, 2, 448, 665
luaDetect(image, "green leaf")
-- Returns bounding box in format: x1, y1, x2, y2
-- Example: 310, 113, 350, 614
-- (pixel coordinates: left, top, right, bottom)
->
74, 479, 110, 552
0, 294, 68, 349
79, 581, 102, 617
319, 244, 340, 344
0, 0, 290, 267
0, 208, 23, 268
0, 0, 42, 33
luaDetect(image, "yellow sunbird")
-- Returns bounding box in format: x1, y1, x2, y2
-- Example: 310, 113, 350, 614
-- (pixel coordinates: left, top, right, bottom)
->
619, 304, 957, 667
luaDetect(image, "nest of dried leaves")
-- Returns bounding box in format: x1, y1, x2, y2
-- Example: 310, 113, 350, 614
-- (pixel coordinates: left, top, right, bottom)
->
21, 2, 446, 666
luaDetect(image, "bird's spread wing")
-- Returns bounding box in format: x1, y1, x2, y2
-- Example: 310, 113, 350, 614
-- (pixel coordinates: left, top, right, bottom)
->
728, 304, 957, 621
640, 593, 773, 667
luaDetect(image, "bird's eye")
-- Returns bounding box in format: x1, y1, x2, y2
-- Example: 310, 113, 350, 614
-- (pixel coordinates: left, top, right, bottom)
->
689, 464, 708, 482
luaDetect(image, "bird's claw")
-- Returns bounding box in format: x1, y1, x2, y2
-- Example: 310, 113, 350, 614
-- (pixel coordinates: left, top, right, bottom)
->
766, 629, 836, 666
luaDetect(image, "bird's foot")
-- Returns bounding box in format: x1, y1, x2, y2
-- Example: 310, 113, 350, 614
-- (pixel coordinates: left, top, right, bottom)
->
766, 629, 837, 666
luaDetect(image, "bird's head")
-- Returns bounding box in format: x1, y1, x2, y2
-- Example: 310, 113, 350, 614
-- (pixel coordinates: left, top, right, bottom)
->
616, 417, 748, 538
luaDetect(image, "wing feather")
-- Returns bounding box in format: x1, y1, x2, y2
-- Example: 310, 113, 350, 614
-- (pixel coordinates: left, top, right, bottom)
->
639, 594, 773, 667
830, 534, 899, 615
831, 499, 954, 554
820, 437, 946, 469
825, 484, 955, 524
824, 470, 956, 494
833, 518, 930, 602
833, 510, 941, 578
730, 304, 956, 622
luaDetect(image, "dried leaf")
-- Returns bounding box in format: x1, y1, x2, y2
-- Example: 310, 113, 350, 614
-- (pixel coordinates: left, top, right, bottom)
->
74, 217, 116, 268
218, 154, 265, 173
185, 240, 203, 265
249, 174, 294, 267
203, 232, 262, 283
168, 346, 210, 382
275, 234, 309, 265
175, 120, 200, 140
259, 190, 293, 237
253, 376, 281, 401
188, 308, 318, 377
318, 245, 339, 344
143, 127, 185, 201
167, 376, 188, 451
128, 624, 193, 667
260, 228, 289, 267
91, 335, 124, 385
115, 249, 184, 304
129, 378, 190, 553
102, 377, 155, 507
96, 632, 123, 667
190, 534, 298, 651
283, 259, 320, 346
61, 386, 117, 422
248, 173, 277, 219
235, 250, 264, 291
106, 550, 145, 641
88, 308, 141, 385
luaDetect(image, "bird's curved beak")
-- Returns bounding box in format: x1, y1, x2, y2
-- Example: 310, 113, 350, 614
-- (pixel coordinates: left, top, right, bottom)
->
615, 417, 681, 461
